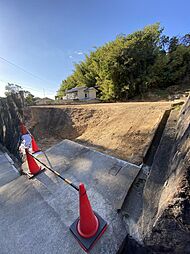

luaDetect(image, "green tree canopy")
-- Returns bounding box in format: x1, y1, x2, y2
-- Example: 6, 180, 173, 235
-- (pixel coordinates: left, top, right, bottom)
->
4, 83, 36, 106
57, 24, 190, 101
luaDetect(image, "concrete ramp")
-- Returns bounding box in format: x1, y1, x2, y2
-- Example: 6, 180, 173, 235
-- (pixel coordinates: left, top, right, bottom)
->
1, 140, 140, 254
39, 140, 141, 209
0, 151, 19, 187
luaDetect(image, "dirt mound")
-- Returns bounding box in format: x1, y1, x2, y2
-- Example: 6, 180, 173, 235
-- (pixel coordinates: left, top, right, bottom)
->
27, 102, 171, 164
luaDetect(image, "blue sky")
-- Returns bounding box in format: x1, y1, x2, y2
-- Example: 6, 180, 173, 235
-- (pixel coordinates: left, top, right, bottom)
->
0, 0, 189, 98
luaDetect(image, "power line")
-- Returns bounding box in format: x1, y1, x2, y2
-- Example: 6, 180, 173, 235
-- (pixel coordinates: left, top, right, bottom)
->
0, 79, 40, 92
0, 78, 56, 94
0, 56, 57, 85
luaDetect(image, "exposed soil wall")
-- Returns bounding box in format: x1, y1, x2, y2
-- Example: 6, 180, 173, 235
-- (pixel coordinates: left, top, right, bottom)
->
0, 93, 24, 159
141, 96, 190, 253
28, 102, 171, 164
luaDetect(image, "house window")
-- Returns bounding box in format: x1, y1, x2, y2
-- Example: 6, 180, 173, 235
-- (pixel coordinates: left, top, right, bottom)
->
85, 93, 88, 98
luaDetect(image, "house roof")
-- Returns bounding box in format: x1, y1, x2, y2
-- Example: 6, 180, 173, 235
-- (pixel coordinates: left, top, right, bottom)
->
35, 97, 53, 102
66, 86, 97, 93
84, 87, 98, 92
66, 87, 86, 93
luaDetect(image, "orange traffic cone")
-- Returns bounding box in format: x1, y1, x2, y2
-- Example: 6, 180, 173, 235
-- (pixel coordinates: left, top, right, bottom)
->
31, 136, 41, 153
70, 183, 107, 252
25, 149, 41, 175
20, 122, 28, 135
77, 183, 99, 238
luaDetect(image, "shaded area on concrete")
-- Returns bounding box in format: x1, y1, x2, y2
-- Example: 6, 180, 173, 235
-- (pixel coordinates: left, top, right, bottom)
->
143, 109, 171, 166
117, 235, 151, 254
121, 165, 148, 242
141, 109, 178, 237
0, 151, 19, 187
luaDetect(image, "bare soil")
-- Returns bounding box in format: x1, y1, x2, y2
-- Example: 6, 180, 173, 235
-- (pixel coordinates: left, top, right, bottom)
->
28, 102, 173, 165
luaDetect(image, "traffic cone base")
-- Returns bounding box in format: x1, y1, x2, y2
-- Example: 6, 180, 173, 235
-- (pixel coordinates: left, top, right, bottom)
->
25, 149, 44, 178
24, 168, 45, 179
70, 212, 107, 252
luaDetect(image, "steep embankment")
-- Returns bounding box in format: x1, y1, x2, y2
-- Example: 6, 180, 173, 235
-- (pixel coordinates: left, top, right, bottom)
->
28, 102, 171, 164
0, 93, 24, 160
140, 96, 190, 253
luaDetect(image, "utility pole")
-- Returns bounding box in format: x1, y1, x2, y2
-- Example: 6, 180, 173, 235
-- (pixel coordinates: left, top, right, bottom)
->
43, 88, 45, 104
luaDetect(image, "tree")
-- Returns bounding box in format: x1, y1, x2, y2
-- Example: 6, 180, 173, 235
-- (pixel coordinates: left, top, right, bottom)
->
181, 34, 190, 47
5, 83, 22, 96
57, 24, 190, 101
24, 91, 36, 106
4, 83, 36, 105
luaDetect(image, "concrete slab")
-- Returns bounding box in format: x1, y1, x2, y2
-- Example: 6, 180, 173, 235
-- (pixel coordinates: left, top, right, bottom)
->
36, 140, 140, 210
0, 154, 19, 187
0, 153, 12, 164
1, 140, 140, 254
4, 152, 14, 165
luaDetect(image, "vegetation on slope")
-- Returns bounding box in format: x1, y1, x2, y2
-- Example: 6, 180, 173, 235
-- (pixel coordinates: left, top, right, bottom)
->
57, 23, 190, 101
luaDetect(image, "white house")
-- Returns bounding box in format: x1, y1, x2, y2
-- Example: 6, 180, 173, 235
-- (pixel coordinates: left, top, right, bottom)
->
65, 86, 97, 100
35, 97, 54, 105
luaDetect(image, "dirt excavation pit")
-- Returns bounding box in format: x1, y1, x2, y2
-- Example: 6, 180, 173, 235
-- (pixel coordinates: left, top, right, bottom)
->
2, 98, 189, 254
27, 102, 173, 165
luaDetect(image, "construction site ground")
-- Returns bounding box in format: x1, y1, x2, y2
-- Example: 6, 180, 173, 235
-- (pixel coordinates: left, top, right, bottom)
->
29, 101, 174, 165
1, 99, 187, 254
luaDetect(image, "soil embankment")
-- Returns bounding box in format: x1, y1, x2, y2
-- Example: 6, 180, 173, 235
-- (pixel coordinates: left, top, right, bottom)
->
28, 102, 172, 165
0, 93, 24, 160
120, 96, 190, 253
141, 96, 190, 253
